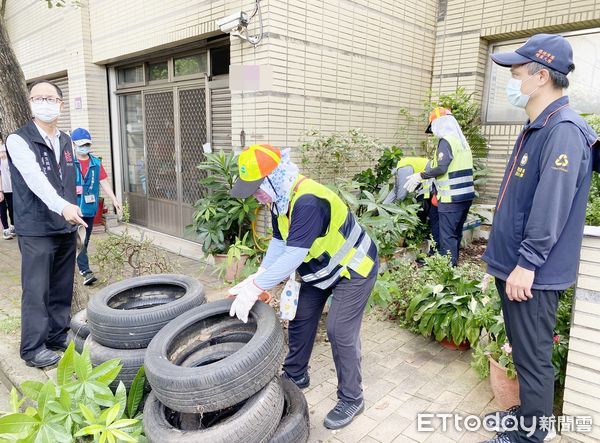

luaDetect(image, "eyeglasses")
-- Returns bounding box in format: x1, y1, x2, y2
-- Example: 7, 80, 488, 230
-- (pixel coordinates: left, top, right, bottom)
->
30, 96, 62, 104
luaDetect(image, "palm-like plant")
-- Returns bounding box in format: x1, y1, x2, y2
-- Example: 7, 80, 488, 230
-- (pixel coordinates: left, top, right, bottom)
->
190, 151, 260, 255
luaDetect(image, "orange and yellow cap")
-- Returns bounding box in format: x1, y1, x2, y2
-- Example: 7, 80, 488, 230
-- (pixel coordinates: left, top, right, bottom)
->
238, 144, 281, 181
231, 144, 282, 198
426, 107, 452, 133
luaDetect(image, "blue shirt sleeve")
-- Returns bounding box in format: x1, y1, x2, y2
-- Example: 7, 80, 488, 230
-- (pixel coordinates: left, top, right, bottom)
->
285, 195, 330, 248
420, 139, 454, 179
255, 246, 309, 289
518, 122, 590, 270
261, 237, 286, 269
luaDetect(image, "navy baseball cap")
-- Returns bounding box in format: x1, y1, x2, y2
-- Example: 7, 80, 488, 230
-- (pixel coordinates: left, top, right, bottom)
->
491, 33, 574, 75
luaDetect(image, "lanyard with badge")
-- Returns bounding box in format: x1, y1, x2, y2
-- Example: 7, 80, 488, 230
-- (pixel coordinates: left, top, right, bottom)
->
76, 161, 96, 204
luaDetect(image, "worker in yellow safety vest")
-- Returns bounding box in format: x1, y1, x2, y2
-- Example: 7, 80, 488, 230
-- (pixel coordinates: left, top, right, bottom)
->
228, 144, 379, 430
403, 107, 475, 265
382, 156, 430, 204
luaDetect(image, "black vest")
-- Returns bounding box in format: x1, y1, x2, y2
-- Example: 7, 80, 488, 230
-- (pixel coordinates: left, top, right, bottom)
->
8, 120, 77, 236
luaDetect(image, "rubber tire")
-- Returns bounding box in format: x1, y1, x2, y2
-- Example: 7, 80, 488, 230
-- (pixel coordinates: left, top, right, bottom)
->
143, 377, 284, 443
87, 274, 205, 349
67, 330, 85, 353
86, 336, 147, 390
269, 377, 310, 443
145, 299, 285, 413
70, 309, 90, 339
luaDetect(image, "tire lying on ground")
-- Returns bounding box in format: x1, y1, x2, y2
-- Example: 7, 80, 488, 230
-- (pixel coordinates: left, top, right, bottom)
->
87, 274, 205, 349
143, 376, 284, 443
269, 377, 310, 443
144, 299, 285, 413
86, 336, 147, 390
70, 309, 90, 339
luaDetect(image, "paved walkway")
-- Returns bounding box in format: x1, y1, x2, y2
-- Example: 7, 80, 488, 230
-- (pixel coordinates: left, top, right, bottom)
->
0, 233, 572, 442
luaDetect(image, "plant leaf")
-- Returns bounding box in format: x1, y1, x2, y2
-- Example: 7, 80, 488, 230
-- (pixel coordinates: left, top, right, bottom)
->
56, 342, 76, 386
0, 413, 38, 435
20, 381, 44, 401
114, 382, 127, 420
126, 367, 145, 418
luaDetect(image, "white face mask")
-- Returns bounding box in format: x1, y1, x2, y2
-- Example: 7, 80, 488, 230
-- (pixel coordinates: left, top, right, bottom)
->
31, 101, 61, 123
76, 146, 91, 156
505, 75, 538, 109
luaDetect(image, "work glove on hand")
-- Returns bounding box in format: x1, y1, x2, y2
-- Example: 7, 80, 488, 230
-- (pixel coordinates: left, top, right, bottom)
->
230, 266, 266, 293
403, 173, 422, 193
229, 280, 265, 323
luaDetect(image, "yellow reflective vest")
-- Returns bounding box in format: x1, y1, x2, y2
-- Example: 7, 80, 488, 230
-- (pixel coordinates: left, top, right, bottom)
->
422, 135, 475, 203
397, 156, 429, 173
277, 176, 375, 289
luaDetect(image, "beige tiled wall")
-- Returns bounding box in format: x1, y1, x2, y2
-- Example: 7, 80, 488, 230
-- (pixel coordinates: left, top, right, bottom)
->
562, 231, 600, 442
230, 0, 439, 160
432, 0, 600, 203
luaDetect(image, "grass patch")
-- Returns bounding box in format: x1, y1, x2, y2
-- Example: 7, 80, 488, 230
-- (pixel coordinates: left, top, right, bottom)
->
0, 316, 20, 335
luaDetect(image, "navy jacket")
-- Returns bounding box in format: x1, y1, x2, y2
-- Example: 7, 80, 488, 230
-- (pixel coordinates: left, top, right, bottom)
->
8, 120, 78, 236
483, 97, 598, 289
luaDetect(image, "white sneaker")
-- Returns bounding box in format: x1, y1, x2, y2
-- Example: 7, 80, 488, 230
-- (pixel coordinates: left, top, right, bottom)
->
9, 226, 15, 237
3, 229, 12, 240
544, 426, 557, 441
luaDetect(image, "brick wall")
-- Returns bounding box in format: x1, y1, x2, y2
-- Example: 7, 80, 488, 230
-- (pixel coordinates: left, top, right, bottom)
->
562, 229, 600, 442
229, 0, 438, 168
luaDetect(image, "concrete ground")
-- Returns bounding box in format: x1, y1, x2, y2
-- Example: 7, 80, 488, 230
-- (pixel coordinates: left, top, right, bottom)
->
0, 232, 573, 442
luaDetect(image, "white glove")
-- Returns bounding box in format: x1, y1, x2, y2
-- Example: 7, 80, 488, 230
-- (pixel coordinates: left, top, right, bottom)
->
230, 266, 266, 293
229, 280, 264, 323
403, 173, 422, 193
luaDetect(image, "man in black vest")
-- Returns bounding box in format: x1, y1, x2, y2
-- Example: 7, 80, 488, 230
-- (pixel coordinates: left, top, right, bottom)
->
6, 80, 87, 368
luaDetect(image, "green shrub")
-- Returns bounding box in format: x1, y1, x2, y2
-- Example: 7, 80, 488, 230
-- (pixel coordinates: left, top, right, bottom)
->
190, 151, 260, 254
300, 129, 383, 184
353, 146, 404, 194
0, 343, 146, 442
368, 260, 422, 331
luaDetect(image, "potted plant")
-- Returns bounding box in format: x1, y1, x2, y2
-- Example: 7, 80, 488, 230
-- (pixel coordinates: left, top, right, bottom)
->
190, 151, 260, 279
405, 254, 487, 350
216, 233, 255, 282
471, 296, 520, 409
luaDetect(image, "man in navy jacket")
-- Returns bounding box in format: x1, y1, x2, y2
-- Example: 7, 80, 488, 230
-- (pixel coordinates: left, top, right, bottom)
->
481, 34, 598, 443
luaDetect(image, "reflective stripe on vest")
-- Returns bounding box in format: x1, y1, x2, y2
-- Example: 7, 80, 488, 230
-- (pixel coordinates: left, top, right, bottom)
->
277, 176, 374, 289
425, 135, 474, 203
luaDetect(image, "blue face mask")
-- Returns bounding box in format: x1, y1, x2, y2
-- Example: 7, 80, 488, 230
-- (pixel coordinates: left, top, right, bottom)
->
505, 75, 538, 108
76, 146, 91, 155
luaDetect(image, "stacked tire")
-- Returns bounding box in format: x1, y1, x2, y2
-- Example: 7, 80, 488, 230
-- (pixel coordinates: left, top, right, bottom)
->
84, 274, 206, 390
67, 308, 89, 353
143, 299, 310, 443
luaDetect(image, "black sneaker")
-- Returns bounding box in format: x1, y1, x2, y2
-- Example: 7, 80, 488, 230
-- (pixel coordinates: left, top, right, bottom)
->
323, 399, 364, 430
480, 432, 513, 443
483, 405, 520, 432
83, 271, 97, 286
25, 348, 60, 368
282, 371, 310, 389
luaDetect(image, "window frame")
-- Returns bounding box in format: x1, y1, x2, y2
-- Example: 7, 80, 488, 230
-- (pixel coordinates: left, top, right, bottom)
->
483, 28, 600, 124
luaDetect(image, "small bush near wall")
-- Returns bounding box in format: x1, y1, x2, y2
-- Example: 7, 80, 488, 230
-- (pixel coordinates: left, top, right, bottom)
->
398, 87, 489, 160
299, 129, 383, 184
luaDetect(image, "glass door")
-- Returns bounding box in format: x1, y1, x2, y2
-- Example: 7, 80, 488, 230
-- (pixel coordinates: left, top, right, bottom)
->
119, 93, 147, 226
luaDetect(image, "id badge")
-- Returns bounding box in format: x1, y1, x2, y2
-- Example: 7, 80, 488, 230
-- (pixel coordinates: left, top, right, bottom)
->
84, 194, 96, 204
76, 185, 83, 195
